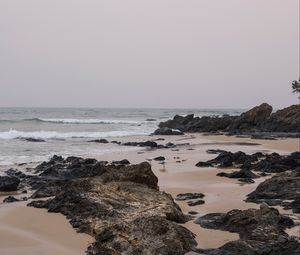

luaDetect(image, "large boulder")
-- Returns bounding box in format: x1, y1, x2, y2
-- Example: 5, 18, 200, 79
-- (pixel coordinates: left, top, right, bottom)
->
26, 157, 197, 254
263, 104, 300, 132
0, 176, 20, 191
195, 204, 300, 255
228, 103, 273, 131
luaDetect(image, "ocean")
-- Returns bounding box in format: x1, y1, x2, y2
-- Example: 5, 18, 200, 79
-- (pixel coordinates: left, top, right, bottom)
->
0, 108, 243, 166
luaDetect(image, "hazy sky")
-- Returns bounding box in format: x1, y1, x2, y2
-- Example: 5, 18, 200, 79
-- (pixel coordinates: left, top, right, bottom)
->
0, 0, 299, 109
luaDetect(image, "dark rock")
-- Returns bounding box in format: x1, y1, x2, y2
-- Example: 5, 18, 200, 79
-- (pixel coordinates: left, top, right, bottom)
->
187, 200, 205, 206
217, 169, 259, 179
28, 160, 197, 254
88, 139, 109, 144
5, 169, 26, 178
175, 193, 205, 201
145, 118, 157, 121
22, 137, 46, 142
157, 104, 300, 134
111, 141, 121, 145
238, 178, 255, 184
3, 196, 20, 203
195, 204, 300, 255
153, 127, 184, 135
0, 176, 20, 191
111, 159, 130, 165
153, 156, 165, 161
123, 141, 158, 148
246, 172, 300, 213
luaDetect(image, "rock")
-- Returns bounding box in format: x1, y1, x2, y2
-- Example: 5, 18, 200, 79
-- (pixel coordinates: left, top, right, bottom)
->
175, 193, 205, 201
3, 196, 20, 203
111, 159, 130, 165
27, 159, 197, 254
157, 104, 300, 134
153, 156, 165, 161
123, 141, 158, 148
217, 169, 259, 179
88, 139, 109, 144
0, 176, 20, 191
187, 200, 205, 206
111, 141, 121, 145
5, 169, 26, 178
21, 137, 46, 142
153, 127, 184, 135
195, 205, 300, 255
145, 118, 157, 121
238, 178, 255, 184
246, 172, 300, 213
228, 103, 272, 131
263, 104, 300, 132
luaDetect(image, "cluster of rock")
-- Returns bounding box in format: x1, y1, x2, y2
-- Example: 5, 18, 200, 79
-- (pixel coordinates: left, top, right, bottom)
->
195, 203, 300, 255
1, 156, 197, 255
196, 149, 300, 214
89, 139, 177, 149
175, 193, 205, 207
154, 103, 300, 135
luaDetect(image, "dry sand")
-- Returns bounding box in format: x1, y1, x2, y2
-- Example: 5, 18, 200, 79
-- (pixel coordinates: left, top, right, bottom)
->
0, 134, 299, 253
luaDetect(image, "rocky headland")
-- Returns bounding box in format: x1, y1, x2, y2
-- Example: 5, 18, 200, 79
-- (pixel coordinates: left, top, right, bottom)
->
154, 103, 300, 136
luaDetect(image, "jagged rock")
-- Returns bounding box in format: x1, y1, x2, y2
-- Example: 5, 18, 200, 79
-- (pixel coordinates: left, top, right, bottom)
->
228, 103, 272, 131
195, 205, 300, 255
27, 159, 197, 254
246, 172, 300, 213
0, 176, 20, 191
157, 104, 300, 134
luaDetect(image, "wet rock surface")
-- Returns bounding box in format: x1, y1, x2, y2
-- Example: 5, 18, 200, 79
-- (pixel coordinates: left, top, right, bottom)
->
156, 104, 300, 135
195, 204, 300, 255
19, 155, 197, 254
0, 176, 20, 191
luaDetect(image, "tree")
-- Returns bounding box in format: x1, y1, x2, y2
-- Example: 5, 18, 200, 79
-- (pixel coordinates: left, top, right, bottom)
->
292, 78, 300, 104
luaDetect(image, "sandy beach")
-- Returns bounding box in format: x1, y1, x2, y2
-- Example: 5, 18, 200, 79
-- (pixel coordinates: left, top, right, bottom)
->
0, 133, 298, 254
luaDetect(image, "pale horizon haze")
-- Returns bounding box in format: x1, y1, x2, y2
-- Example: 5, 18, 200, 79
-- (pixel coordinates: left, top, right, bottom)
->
0, 0, 299, 109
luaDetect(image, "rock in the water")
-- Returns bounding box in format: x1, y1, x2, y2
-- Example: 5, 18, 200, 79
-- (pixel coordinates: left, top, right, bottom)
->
22, 137, 46, 142
0, 176, 20, 191
88, 139, 109, 144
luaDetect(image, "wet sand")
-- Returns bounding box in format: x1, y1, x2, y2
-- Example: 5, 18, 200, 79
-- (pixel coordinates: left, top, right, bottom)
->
0, 134, 298, 253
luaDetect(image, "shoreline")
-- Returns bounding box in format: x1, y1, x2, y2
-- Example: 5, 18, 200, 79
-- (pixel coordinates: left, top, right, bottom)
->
0, 133, 299, 253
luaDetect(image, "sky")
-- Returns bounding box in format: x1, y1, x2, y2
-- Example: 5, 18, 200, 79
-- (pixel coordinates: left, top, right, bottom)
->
0, 0, 299, 109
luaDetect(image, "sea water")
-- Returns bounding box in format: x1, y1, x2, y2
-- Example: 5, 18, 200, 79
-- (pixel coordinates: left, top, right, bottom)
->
0, 108, 242, 166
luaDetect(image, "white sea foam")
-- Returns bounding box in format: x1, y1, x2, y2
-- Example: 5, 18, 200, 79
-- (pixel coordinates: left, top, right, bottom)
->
35, 118, 141, 124
0, 129, 149, 140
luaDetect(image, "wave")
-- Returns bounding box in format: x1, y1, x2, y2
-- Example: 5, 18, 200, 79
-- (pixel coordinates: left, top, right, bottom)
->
0, 129, 150, 140
29, 118, 141, 125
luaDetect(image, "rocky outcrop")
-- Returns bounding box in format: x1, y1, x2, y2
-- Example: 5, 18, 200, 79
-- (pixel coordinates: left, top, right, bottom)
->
153, 127, 184, 135
155, 103, 300, 135
246, 171, 300, 213
23, 155, 197, 254
195, 204, 300, 255
0, 176, 20, 191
